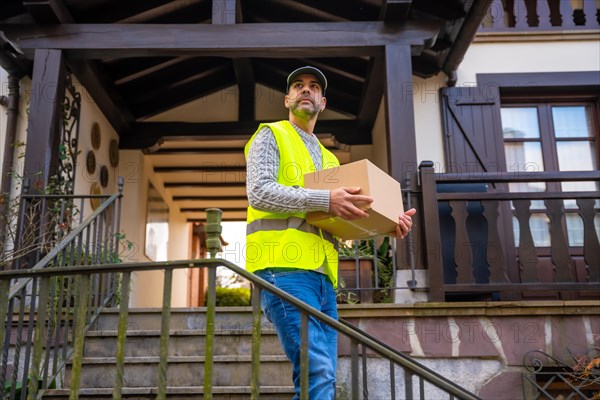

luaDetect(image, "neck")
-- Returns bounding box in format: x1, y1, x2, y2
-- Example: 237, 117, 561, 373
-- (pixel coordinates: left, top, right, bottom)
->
289, 114, 317, 134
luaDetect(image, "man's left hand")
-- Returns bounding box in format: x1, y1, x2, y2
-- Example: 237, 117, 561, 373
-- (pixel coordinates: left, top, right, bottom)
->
393, 208, 416, 239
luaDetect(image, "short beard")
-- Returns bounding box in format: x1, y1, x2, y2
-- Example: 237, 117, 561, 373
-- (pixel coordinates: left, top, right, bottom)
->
289, 99, 319, 120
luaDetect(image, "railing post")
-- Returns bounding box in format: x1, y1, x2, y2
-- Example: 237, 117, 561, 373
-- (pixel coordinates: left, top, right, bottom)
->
251, 286, 262, 399
157, 268, 173, 399
559, 0, 576, 28
113, 271, 131, 399
300, 313, 309, 400
204, 208, 223, 400
27, 276, 49, 400
69, 274, 90, 400
418, 162, 445, 302
582, 0, 597, 29
0, 279, 8, 390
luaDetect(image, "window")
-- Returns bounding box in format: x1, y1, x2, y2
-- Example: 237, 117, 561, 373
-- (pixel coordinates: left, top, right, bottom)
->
500, 101, 600, 246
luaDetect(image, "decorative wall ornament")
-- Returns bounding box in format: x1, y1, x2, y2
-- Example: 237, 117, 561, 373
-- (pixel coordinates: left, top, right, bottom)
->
109, 139, 119, 167
90, 182, 102, 210
86, 151, 96, 174
57, 73, 82, 195
100, 165, 109, 188
91, 122, 101, 150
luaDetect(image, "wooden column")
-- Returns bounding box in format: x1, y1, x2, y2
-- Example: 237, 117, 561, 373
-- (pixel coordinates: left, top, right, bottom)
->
212, 0, 255, 121
384, 43, 419, 278
24, 49, 66, 191
384, 43, 417, 187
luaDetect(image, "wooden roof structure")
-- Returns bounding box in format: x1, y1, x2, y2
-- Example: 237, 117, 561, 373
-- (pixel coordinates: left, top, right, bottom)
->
0, 0, 491, 221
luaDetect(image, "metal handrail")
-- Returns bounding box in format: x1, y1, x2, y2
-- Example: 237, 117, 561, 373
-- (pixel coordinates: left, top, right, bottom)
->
7, 189, 122, 299
0, 179, 124, 400
0, 258, 480, 400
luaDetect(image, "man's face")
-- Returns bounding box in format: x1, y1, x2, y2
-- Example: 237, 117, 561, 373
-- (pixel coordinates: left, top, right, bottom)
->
285, 74, 327, 119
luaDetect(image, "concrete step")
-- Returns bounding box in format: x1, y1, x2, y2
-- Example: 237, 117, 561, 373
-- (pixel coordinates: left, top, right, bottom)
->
84, 328, 284, 357
43, 385, 295, 399
92, 307, 266, 331
65, 355, 293, 388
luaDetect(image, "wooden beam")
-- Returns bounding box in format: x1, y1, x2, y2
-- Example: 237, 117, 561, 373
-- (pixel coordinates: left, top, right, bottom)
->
2, 21, 442, 58
212, 0, 236, 24
357, 54, 384, 133
130, 63, 234, 120
24, 49, 65, 189
117, 0, 208, 23
384, 44, 417, 273
23, 0, 134, 135
68, 59, 134, 134
379, 0, 412, 23
122, 120, 366, 149
123, 58, 227, 103
358, 0, 412, 134
232, 59, 255, 121
384, 43, 417, 187
0, 34, 30, 78
23, 0, 73, 23
212, 0, 255, 121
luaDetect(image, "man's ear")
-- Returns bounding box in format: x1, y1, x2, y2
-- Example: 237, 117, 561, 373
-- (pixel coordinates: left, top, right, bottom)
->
284, 94, 290, 109
321, 97, 327, 111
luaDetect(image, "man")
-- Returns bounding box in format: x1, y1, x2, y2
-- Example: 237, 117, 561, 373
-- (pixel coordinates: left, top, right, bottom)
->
245, 66, 416, 399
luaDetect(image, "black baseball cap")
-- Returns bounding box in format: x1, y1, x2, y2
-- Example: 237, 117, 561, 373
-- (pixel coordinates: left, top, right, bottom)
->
286, 66, 327, 95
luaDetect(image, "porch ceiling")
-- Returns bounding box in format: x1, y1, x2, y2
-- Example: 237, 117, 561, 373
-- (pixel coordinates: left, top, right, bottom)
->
0, 0, 489, 222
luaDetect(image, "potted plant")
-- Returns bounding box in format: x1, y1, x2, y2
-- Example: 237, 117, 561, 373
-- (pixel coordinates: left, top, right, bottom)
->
337, 237, 394, 304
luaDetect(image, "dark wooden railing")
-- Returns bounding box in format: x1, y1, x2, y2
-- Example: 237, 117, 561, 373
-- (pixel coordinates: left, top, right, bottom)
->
480, 0, 600, 31
419, 162, 600, 301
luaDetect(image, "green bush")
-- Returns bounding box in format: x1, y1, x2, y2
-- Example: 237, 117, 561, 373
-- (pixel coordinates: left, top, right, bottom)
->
212, 287, 251, 306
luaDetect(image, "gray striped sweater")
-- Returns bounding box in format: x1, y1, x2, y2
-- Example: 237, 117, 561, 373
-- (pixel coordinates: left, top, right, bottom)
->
245, 123, 331, 213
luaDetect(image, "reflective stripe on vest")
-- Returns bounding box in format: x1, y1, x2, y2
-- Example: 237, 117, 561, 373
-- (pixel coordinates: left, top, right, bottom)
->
246, 216, 337, 248
244, 120, 340, 286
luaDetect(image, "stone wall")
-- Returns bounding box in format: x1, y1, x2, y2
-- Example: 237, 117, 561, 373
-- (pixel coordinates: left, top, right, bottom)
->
337, 301, 600, 399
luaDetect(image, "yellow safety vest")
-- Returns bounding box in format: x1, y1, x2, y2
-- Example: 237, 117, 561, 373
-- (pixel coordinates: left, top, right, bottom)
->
244, 120, 341, 287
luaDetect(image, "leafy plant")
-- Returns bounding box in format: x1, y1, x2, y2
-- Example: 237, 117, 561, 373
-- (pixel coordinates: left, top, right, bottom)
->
337, 237, 395, 303
335, 277, 359, 304
568, 341, 600, 399
212, 287, 251, 306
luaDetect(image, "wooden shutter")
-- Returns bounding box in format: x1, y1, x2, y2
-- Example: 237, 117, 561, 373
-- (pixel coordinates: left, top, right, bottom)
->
441, 86, 506, 174
440, 86, 519, 293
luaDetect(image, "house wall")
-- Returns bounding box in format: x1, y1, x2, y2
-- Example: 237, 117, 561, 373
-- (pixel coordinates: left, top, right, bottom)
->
369, 73, 448, 175
118, 149, 190, 308
0, 70, 31, 199
410, 39, 600, 172
73, 76, 119, 213
0, 68, 190, 307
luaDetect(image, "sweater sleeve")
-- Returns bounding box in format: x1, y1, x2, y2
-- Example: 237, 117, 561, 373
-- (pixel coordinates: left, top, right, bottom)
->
246, 127, 331, 213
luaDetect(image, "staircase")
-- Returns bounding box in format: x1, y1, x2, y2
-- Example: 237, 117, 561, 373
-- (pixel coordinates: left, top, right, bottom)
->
44, 308, 294, 399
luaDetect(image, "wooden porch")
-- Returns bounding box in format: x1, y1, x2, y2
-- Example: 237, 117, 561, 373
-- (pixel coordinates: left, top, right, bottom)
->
418, 163, 600, 302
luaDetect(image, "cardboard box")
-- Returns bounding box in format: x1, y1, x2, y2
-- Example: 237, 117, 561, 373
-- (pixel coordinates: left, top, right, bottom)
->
304, 159, 403, 240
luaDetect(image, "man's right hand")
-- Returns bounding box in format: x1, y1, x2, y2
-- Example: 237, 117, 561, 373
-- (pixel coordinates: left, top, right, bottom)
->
329, 187, 373, 220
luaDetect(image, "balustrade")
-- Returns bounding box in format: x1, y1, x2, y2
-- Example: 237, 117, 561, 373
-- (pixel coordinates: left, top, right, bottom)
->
481, 0, 599, 31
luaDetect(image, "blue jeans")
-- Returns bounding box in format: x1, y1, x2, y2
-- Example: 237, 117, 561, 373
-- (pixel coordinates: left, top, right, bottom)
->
255, 268, 338, 400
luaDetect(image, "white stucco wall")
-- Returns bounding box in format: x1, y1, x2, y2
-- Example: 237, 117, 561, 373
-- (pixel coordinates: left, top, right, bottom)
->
0, 70, 31, 199
369, 72, 448, 174
118, 149, 190, 308
73, 76, 119, 213
457, 40, 600, 85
